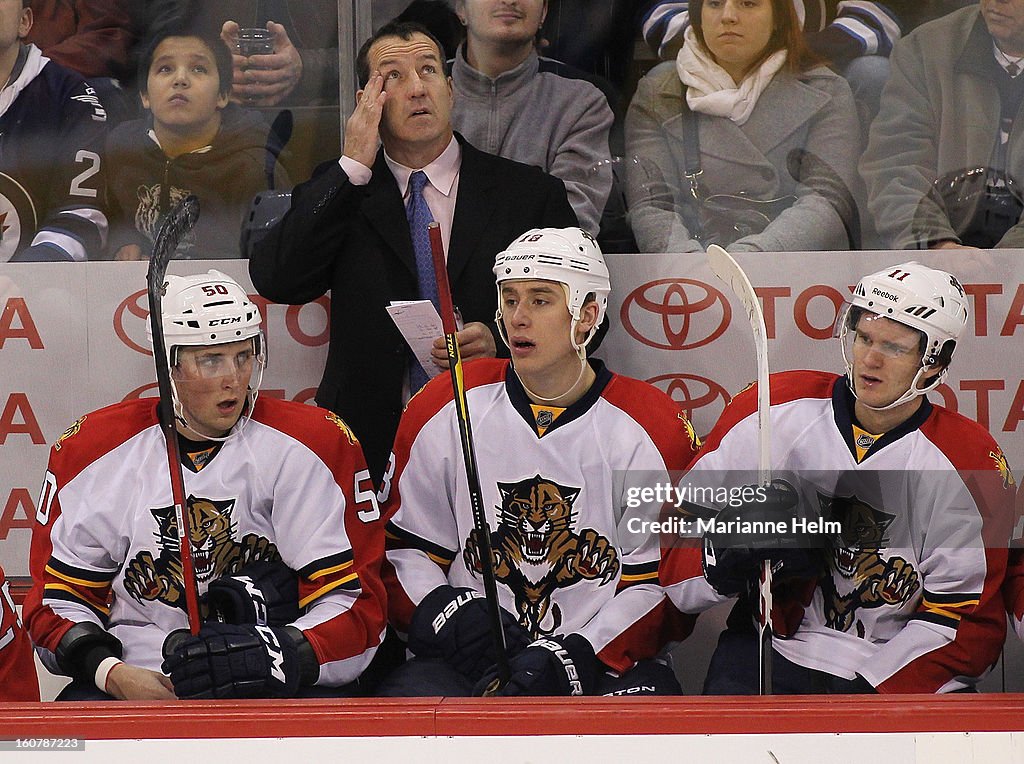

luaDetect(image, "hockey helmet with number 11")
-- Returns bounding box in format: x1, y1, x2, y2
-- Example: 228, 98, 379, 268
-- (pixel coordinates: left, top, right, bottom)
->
836, 261, 969, 410
146, 270, 266, 436
493, 227, 610, 358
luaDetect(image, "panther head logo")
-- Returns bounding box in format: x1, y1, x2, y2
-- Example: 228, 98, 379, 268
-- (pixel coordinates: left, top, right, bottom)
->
818, 492, 895, 578
151, 496, 238, 583
497, 476, 580, 565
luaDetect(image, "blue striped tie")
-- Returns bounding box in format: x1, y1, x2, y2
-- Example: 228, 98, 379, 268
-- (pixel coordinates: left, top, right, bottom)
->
407, 171, 438, 392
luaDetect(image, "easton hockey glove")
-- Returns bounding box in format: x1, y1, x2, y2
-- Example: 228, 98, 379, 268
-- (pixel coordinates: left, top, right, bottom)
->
703, 479, 825, 597
161, 623, 302, 699
474, 634, 600, 696
408, 585, 532, 682
205, 560, 299, 626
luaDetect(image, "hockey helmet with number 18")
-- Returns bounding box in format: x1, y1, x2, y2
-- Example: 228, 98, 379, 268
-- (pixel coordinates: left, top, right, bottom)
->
146, 270, 266, 436
836, 261, 969, 409
493, 227, 610, 357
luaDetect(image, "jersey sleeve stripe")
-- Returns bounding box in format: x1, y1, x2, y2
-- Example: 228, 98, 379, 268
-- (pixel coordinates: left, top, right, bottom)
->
43, 585, 111, 618
298, 573, 360, 608
45, 560, 114, 587
923, 592, 981, 608
297, 551, 353, 580
385, 521, 457, 564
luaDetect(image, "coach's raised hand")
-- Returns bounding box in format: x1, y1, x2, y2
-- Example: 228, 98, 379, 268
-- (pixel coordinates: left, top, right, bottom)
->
343, 71, 387, 168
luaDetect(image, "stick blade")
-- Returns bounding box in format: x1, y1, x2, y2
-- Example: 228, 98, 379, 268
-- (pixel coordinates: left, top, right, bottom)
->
147, 195, 200, 289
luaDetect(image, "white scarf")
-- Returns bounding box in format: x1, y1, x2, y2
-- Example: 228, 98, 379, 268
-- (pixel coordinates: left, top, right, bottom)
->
675, 26, 787, 126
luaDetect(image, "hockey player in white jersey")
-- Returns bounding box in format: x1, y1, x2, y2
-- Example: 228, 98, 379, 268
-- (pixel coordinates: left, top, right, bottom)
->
662, 261, 1016, 693
377, 227, 701, 696
25, 270, 387, 700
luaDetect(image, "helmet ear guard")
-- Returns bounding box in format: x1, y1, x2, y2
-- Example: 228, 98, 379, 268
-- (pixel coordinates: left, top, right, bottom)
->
492, 227, 610, 358
837, 261, 969, 410
146, 270, 266, 438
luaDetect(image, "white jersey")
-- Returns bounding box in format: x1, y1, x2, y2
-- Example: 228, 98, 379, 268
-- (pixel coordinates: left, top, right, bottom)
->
382, 359, 700, 672
25, 397, 387, 687
662, 370, 1014, 693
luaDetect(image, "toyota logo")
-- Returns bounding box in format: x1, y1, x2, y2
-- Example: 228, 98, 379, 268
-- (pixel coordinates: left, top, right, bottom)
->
647, 373, 731, 428
113, 288, 152, 355
621, 279, 731, 350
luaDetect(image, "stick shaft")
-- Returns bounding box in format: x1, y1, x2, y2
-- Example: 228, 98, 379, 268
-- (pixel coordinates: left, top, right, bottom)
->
427, 223, 510, 685
147, 196, 202, 634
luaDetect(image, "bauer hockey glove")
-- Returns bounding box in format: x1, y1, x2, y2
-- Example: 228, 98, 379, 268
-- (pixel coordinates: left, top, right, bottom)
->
408, 585, 532, 682
474, 634, 600, 696
161, 623, 302, 699
205, 560, 300, 626
702, 479, 825, 597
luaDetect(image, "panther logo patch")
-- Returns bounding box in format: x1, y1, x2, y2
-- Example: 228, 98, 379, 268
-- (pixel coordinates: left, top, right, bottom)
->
53, 416, 86, 451
990, 449, 1015, 490
123, 495, 279, 611
325, 411, 359, 445
463, 475, 619, 637
817, 492, 919, 636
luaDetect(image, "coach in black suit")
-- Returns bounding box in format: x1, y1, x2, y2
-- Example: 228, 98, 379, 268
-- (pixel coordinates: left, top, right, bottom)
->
250, 21, 577, 482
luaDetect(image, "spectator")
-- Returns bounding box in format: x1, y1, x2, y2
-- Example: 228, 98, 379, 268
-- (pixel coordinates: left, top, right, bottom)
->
24, 270, 387, 700
860, 2, 1024, 250
25, 0, 137, 81
450, 0, 614, 235
104, 25, 289, 260
146, 0, 338, 106
661, 262, 1014, 694
3, 0, 108, 263
624, 0, 860, 253
377, 228, 699, 696
248, 21, 577, 483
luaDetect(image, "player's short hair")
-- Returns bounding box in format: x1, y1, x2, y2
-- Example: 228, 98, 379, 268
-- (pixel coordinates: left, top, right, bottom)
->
356, 21, 448, 88
138, 25, 234, 99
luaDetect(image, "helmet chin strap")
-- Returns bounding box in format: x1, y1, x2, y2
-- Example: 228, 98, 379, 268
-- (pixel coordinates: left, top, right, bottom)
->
517, 355, 588, 404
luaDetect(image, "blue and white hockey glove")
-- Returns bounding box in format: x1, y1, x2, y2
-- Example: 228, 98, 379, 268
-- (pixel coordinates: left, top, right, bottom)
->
474, 634, 600, 696
205, 560, 299, 626
702, 479, 825, 597
161, 623, 302, 699
408, 585, 532, 682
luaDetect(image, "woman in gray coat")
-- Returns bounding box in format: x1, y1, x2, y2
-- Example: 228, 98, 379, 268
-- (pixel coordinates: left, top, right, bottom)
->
624, 0, 861, 254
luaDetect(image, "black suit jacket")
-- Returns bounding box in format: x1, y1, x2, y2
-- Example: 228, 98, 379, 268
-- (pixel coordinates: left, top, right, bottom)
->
250, 134, 577, 481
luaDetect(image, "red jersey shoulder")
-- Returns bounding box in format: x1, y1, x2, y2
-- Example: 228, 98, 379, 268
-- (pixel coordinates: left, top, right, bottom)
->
714, 369, 837, 436
253, 397, 363, 449
602, 372, 701, 459
49, 398, 158, 479
921, 403, 1016, 485
401, 358, 509, 437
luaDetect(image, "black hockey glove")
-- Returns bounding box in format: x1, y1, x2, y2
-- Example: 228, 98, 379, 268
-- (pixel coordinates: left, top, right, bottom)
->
205, 560, 300, 626
702, 479, 825, 597
474, 634, 600, 697
408, 585, 532, 682
161, 623, 302, 699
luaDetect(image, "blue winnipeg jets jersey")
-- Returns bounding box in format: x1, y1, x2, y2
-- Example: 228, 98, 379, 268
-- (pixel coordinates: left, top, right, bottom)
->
382, 359, 700, 673
0, 44, 107, 262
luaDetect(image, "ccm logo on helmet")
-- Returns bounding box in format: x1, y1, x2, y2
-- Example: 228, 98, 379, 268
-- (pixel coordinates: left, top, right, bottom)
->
209, 317, 243, 326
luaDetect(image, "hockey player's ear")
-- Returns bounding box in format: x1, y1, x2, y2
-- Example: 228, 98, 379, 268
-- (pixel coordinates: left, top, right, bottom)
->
576, 299, 599, 337
18, 6, 31, 39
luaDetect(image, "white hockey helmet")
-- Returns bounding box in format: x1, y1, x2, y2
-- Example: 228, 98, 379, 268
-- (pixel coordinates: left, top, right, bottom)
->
837, 261, 969, 410
493, 227, 610, 357
147, 270, 266, 437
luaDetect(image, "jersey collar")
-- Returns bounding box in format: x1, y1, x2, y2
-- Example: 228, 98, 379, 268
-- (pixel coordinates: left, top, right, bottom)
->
832, 375, 932, 462
506, 359, 612, 438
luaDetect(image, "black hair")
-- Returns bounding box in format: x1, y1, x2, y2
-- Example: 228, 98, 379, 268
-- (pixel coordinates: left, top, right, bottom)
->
356, 20, 448, 88
138, 24, 234, 99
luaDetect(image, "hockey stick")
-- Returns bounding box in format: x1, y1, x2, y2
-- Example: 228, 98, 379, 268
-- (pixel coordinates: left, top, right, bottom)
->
428, 222, 511, 688
706, 243, 773, 696
146, 194, 202, 634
